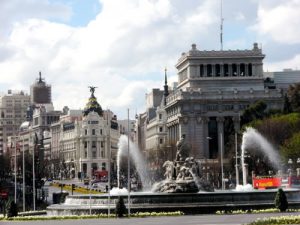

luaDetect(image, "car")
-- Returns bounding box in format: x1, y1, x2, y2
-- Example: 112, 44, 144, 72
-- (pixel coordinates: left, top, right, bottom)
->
83, 178, 90, 185
91, 182, 108, 192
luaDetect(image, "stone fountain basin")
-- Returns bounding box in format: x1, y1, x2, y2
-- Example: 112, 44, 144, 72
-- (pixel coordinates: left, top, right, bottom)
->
47, 189, 300, 215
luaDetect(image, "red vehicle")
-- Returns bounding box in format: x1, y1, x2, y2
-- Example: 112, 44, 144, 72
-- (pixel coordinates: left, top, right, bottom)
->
252, 175, 300, 189
93, 170, 108, 182
252, 176, 282, 189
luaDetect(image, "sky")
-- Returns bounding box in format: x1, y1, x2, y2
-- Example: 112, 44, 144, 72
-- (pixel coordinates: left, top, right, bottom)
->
0, 0, 300, 119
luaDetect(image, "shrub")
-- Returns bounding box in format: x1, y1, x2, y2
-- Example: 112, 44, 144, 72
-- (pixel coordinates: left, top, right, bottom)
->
6, 200, 18, 218
274, 188, 288, 212
115, 196, 127, 218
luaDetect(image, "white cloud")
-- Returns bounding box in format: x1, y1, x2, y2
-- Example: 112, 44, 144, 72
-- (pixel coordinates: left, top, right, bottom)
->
254, 0, 300, 44
265, 54, 300, 72
0, 0, 300, 118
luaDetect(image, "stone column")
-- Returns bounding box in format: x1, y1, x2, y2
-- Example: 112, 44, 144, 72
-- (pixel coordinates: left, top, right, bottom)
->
217, 117, 224, 158
220, 64, 224, 77
237, 64, 240, 76
245, 63, 248, 76
179, 116, 189, 136
204, 64, 207, 77
233, 116, 240, 133
203, 117, 209, 158
212, 64, 216, 77
228, 64, 232, 77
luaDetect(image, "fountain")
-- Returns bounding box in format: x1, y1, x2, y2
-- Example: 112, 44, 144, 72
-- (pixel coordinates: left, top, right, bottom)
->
240, 127, 282, 185
117, 135, 151, 190
47, 132, 300, 216
152, 134, 213, 193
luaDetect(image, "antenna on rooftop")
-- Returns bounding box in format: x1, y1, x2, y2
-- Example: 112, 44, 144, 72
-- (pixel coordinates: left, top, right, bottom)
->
220, 0, 224, 50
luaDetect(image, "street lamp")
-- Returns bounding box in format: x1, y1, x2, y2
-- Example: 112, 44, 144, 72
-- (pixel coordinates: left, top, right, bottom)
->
220, 133, 224, 190
127, 108, 131, 217
235, 132, 239, 187
22, 136, 25, 212
288, 158, 293, 176
14, 137, 17, 204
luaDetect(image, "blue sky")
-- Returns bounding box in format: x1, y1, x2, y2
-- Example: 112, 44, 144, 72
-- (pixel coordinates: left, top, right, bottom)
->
0, 0, 300, 119
49, 0, 101, 26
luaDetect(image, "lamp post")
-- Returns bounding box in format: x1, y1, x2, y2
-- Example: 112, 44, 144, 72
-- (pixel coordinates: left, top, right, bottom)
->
220, 133, 224, 190
297, 158, 300, 176
127, 108, 131, 217
14, 137, 17, 204
32, 133, 38, 211
288, 158, 293, 176
235, 132, 239, 187
22, 136, 25, 212
107, 110, 111, 216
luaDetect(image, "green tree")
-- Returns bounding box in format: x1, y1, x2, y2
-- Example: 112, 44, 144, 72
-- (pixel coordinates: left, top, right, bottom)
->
287, 83, 300, 112
115, 196, 127, 217
281, 132, 300, 161
241, 100, 267, 125
6, 200, 18, 217
253, 113, 300, 148
0, 153, 10, 179
283, 94, 292, 114
275, 188, 288, 212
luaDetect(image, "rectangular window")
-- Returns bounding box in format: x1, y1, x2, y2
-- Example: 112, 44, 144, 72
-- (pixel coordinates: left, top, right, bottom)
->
159, 127, 163, 132
102, 162, 106, 170
92, 129, 95, 135
84, 141, 87, 148
159, 114, 162, 120
100, 129, 102, 135
84, 151, 87, 158
101, 141, 104, 148
85, 129, 87, 135
92, 141, 97, 148
159, 138, 163, 144
101, 151, 105, 158
92, 151, 97, 158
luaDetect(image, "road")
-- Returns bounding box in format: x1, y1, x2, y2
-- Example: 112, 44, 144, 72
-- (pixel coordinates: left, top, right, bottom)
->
2, 212, 300, 225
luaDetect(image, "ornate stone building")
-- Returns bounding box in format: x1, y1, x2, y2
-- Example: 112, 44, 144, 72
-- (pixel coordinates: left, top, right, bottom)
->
56, 88, 120, 179
165, 43, 283, 159
139, 43, 284, 164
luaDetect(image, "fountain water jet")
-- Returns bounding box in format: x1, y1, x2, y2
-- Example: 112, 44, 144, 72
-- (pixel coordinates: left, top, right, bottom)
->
117, 135, 151, 190
241, 127, 282, 185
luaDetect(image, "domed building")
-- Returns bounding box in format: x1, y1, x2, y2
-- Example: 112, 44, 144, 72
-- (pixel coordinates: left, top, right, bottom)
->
58, 87, 120, 180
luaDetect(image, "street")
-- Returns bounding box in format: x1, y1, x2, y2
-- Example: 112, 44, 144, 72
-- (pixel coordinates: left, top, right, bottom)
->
2, 212, 300, 225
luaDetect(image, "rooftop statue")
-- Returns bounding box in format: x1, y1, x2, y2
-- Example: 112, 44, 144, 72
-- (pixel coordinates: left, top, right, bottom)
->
88, 86, 97, 96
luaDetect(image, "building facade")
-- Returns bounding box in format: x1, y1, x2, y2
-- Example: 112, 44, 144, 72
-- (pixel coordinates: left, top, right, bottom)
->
265, 69, 300, 91
0, 90, 30, 155
30, 72, 52, 105
56, 90, 120, 180
139, 43, 284, 165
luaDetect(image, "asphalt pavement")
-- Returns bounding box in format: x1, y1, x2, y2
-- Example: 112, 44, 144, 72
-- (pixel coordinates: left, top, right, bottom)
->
2, 212, 300, 225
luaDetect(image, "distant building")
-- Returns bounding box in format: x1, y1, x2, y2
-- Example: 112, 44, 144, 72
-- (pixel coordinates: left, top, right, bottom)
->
0, 90, 30, 155
264, 69, 300, 91
30, 72, 52, 105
